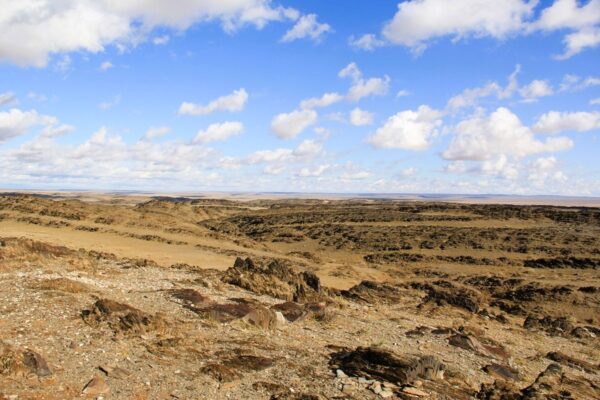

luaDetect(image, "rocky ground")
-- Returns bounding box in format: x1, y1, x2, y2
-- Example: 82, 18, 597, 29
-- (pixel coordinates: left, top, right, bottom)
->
0, 194, 599, 399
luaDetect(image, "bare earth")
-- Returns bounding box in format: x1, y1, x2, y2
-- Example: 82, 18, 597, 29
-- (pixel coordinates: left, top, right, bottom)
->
0, 193, 599, 399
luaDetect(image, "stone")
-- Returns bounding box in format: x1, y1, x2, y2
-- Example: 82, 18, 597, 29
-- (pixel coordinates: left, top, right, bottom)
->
99, 365, 130, 379
330, 347, 445, 385
379, 389, 394, 398
21, 350, 52, 377
402, 386, 429, 397
483, 363, 520, 381
82, 376, 110, 396
336, 369, 348, 379
370, 381, 382, 394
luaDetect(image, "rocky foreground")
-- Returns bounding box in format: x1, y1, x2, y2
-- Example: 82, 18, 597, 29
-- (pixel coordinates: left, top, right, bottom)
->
0, 237, 598, 399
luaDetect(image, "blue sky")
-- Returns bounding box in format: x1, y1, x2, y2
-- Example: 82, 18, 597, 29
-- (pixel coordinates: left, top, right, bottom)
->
1, 0, 599, 194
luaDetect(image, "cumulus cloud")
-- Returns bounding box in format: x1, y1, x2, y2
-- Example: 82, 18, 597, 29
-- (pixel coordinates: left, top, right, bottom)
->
142, 126, 171, 141
271, 109, 318, 139
557, 28, 600, 59
40, 124, 75, 139
299, 92, 343, 109
534, 0, 600, 59
341, 170, 371, 180
349, 107, 374, 126
348, 34, 385, 50
368, 106, 442, 150
193, 121, 244, 144
152, 35, 170, 45
559, 74, 600, 92
0, 92, 17, 107
359, 0, 600, 58
0, 126, 223, 187
99, 61, 114, 71
519, 80, 554, 101
443, 107, 573, 161
0, 0, 302, 67
264, 165, 285, 175
297, 164, 330, 177
179, 88, 248, 116
339, 62, 390, 102
533, 111, 600, 134
446, 65, 520, 111
0, 108, 60, 143
382, 0, 534, 53
281, 14, 332, 42
246, 139, 323, 166
400, 167, 417, 177
528, 156, 567, 187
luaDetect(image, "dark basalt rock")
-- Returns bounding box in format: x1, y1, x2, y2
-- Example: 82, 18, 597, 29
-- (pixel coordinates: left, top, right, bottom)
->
81, 299, 168, 336
483, 363, 520, 381
524, 257, 600, 269
412, 281, 481, 313
329, 346, 445, 385
340, 280, 404, 304
222, 257, 325, 302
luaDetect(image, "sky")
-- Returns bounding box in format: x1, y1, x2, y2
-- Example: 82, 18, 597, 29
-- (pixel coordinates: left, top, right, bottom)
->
0, 0, 599, 195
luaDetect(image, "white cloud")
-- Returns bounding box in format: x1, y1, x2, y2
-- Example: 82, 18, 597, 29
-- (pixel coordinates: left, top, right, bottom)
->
519, 80, 554, 101
341, 171, 371, 180
281, 14, 331, 42
400, 167, 417, 177
348, 34, 385, 50
55, 55, 72, 73
443, 107, 573, 161
179, 88, 248, 116
0, 0, 301, 67
193, 121, 244, 144
152, 35, 170, 45
98, 94, 121, 110
247, 148, 293, 164
0, 92, 17, 106
349, 107, 374, 126
264, 165, 285, 175
396, 90, 411, 98
534, 0, 600, 31
446, 65, 520, 111
365, 0, 600, 58
339, 62, 390, 102
271, 109, 318, 139
559, 74, 600, 92
339, 62, 362, 81
142, 126, 171, 141
298, 164, 330, 177
533, 111, 600, 134
447, 82, 503, 111
556, 28, 600, 60
246, 139, 322, 165
368, 105, 442, 150
40, 124, 75, 138
0, 108, 60, 143
99, 61, 114, 71
534, 0, 600, 58
382, 0, 535, 53
591, 97, 600, 105
300, 92, 343, 109
528, 156, 567, 187
0, 126, 225, 187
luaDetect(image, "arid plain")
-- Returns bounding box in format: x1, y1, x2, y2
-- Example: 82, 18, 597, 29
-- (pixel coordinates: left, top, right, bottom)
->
0, 193, 599, 399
